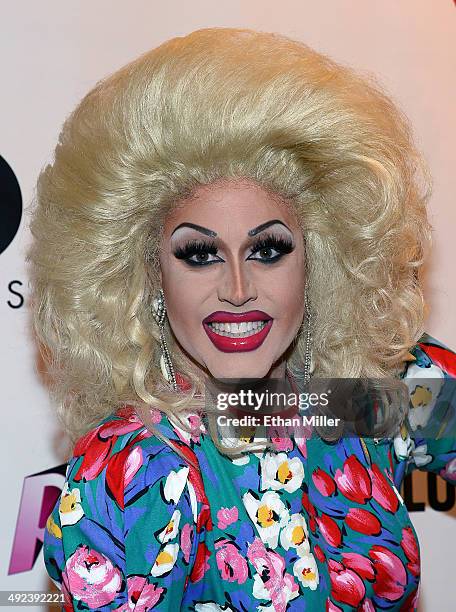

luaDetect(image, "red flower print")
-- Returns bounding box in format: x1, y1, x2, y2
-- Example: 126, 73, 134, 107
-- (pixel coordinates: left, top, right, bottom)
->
328, 558, 366, 607
106, 442, 145, 509
316, 514, 342, 548
326, 598, 343, 611
334, 456, 372, 504
419, 343, 456, 377
312, 468, 336, 496
189, 542, 211, 583
301, 490, 317, 516
369, 464, 399, 513
399, 587, 419, 611
314, 544, 326, 563
341, 552, 375, 581
73, 405, 146, 481
345, 508, 381, 536
368, 545, 406, 601
169, 440, 213, 533
401, 527, 420, 577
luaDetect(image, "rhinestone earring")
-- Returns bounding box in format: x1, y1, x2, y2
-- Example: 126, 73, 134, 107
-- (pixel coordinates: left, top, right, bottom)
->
303, 292, 314, 384
152, 288, 178, 391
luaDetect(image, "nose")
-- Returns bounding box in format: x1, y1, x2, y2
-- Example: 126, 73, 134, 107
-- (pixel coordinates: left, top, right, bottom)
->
217, 260, 258, 307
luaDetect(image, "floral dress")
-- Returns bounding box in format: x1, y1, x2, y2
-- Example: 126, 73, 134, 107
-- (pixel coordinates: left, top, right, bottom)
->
43, 333, 456, 611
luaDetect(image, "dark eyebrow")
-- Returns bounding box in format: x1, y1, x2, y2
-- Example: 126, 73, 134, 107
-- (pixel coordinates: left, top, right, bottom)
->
248, 219, 292, 236
171, 223, 217, 237
171, 219, 292, 238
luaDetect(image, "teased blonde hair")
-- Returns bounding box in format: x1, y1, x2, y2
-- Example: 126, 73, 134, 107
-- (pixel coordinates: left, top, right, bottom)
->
28, 27, 431, 458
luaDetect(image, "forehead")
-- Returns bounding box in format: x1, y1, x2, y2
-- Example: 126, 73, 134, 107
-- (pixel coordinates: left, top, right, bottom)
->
163, 179, 297, 233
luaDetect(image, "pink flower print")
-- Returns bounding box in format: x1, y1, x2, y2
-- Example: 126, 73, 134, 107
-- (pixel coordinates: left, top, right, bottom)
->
63, 545, 123, 608
114, 576, 165, 611
217, 506, 238, 530
440, 457, 456, 481
247, 537, 299, 612
270, 433, 294, 452
215, 539, 248, 584
149, 408, 162, 424
188, 414, 204, 442
180, 523, 194, 564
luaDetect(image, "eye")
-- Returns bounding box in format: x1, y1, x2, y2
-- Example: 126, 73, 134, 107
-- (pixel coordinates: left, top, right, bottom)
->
247, 234, 294, 264
173, 240, 223, 267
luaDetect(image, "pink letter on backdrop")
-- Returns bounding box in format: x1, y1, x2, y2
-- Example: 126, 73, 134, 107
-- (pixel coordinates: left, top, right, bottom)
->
8, 467, 66, 574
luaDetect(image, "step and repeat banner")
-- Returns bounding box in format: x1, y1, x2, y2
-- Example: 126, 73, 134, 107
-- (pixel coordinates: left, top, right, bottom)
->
1, 2, 454, 610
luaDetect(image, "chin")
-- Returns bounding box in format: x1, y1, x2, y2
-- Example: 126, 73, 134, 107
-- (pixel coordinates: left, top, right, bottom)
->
207, 360, 273, 381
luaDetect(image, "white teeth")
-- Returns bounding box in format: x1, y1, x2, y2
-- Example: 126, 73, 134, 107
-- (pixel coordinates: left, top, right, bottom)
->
207, 320, 269, 337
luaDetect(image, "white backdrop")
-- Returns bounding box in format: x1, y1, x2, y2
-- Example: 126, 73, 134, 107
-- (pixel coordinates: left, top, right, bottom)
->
1, 1, 454, 610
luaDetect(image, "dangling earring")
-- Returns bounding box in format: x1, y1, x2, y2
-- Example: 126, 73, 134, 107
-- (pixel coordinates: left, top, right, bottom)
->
303, 292, 314, 384
152, 288, 178, 391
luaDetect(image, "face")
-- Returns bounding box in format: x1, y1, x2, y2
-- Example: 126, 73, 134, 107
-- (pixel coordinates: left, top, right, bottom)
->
159, 179, 306, 380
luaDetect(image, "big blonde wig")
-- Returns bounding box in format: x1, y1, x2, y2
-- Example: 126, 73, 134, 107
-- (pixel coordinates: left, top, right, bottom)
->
28, 27, 432, 457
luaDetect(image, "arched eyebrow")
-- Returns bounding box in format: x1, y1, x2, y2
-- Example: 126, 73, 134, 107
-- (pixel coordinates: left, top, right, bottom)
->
170, 219, 291, 238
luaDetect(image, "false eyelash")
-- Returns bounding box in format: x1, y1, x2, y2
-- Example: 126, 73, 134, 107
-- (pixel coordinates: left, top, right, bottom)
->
250, 233, 294, 255
173, 239, 219, 260
172, 233, 294, 263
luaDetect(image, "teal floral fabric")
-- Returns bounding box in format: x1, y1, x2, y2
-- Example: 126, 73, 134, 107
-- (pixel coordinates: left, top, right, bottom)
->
43, 333, 456, 611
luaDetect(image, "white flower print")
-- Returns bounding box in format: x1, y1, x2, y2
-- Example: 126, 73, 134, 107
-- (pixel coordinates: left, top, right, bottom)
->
393, 423, 413, 462
58, 482, 84, 526
242, 490, 289, 548
194, 603, 234, 611
163, 466, 189, 504
260, 452, 304, 493
157, 509, 181, 543
231, 455, 250, 466
404, 363, 444, 430
151, 543, 179, 576
411, 442, 433, 467
293, 553, 319, 590
280, 513, 310, 556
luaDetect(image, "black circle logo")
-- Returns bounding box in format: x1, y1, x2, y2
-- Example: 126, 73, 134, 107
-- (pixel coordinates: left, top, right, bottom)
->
0, 155, 22, 255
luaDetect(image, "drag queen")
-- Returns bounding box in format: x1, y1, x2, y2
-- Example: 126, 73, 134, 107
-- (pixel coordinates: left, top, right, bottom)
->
30, 28, 455, 610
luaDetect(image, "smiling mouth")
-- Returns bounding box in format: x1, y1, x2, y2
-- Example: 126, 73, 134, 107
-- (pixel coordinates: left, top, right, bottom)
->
205, 320, 269, 338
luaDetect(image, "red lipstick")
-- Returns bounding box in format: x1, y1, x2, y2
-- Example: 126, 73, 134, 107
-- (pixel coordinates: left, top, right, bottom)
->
202, 310, 273, 353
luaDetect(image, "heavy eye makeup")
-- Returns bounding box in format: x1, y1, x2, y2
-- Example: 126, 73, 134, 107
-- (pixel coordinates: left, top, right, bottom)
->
172, 232, 295, 267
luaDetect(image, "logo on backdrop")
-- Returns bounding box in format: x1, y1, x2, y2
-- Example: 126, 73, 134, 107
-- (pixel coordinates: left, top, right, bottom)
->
0, 154, 22, 255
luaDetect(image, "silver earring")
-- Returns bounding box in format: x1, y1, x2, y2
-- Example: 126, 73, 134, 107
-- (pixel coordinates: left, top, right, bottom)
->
152, 288, 178, 391
303, 293, 314, 384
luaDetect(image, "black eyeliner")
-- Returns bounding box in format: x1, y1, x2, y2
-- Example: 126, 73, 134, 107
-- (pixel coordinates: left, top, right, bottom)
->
172, 233, 294, 267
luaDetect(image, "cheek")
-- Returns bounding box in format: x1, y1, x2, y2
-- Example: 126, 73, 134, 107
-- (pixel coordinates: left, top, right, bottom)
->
162, 272, 205, 347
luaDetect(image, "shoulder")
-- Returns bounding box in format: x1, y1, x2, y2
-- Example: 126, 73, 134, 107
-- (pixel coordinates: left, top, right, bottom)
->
402, 332, 456, 379
67, 405, 194, 511
44, 406, 206, 606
